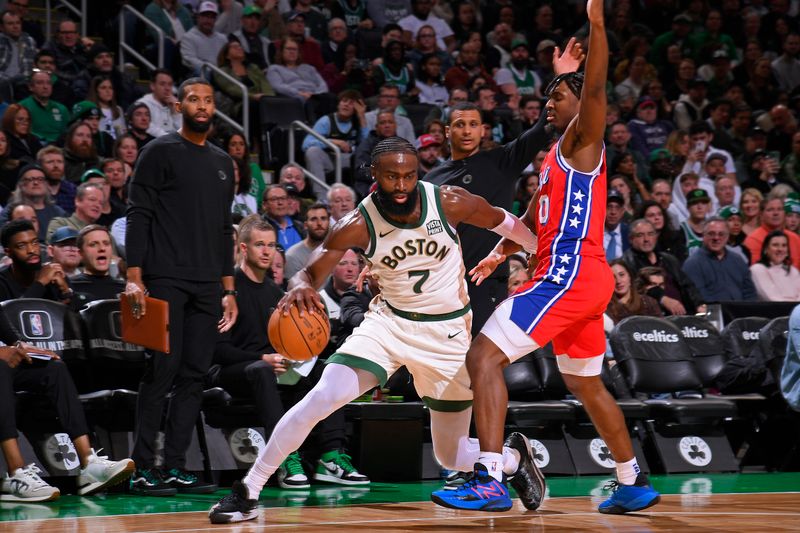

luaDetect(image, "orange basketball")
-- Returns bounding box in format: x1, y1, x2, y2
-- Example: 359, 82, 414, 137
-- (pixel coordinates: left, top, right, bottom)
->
268, 304, 330, 361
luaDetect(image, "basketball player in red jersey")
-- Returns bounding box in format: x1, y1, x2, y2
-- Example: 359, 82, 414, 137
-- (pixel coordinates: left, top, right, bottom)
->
432, 0, 660, 514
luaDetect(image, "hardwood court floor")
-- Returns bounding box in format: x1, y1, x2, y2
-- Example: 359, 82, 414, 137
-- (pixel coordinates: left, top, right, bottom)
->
1, 473, 799, 532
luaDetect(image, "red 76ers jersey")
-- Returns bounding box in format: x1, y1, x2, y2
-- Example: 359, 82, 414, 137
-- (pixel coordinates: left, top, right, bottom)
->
532, 139, 607, 282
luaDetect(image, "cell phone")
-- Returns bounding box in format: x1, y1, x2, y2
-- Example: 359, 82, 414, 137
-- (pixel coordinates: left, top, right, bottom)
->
27, 352, 52, 361
768, 150, 781, 162
694, 140, 706, 153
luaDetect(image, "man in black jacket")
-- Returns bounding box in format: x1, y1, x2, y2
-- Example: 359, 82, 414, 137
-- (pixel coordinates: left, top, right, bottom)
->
124, 78, 238, 496
425, 39, 583, 334
622, 219, 706, 316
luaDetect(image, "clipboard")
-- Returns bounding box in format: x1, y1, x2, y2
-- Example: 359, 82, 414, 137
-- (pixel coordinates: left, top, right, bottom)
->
120, 295, 170, 353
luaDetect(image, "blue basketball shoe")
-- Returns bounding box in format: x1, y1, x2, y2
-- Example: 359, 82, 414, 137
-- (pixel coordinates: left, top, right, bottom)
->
598, 473, 660, 514
431, 463, 512, 512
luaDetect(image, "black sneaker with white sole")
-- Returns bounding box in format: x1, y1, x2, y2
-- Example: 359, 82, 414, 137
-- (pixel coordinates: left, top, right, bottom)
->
208, 480, 258, 524
505, 432, 546, 510
129, 468, 177, 497
162, 468, 218, 494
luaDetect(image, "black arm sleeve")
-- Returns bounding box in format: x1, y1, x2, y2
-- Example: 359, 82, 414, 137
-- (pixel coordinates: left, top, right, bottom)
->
497, 111, 551, 178
221, 157, 236, 277
125, 142, 163, 269
214, 330, 263, 366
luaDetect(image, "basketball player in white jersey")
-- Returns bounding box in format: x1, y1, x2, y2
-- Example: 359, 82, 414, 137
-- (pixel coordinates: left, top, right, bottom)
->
209, 137, 542, 524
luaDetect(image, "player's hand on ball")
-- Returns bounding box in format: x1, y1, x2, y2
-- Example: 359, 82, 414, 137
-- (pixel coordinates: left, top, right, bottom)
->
469, 252, 506, 285
279, 287, 325, 317
263, 353, 288, 375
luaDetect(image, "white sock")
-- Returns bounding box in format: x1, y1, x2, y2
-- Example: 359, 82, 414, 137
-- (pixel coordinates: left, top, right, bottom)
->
477, 452, 504, 482
502, 447, 520, 475
615, 457, 641, 485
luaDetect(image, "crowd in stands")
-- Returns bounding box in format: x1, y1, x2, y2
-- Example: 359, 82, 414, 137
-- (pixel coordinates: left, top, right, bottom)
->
0, 0, 800, 500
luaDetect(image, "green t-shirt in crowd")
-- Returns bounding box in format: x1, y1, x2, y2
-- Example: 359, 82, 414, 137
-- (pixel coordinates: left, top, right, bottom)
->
19, 95, 70, 143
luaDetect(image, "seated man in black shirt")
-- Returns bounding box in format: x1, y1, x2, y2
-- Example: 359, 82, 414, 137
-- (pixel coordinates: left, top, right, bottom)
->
71, 224, 124, 305
209, 219, 367, 489
0, 220, 72, 302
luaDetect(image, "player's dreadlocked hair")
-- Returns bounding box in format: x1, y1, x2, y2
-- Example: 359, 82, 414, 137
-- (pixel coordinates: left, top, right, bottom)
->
370, 136, 418, 167
544, 72, 584, 99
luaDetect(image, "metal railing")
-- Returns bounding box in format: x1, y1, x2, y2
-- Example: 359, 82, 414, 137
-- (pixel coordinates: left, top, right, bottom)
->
119, 5, 164, 73
46, 0, 87, 40
201, 62, 249, 145
288, 120, 341, 193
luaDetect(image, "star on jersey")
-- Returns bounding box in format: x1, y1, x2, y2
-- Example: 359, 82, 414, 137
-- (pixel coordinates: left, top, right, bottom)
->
573, 190, 585, 202
558, 254, 572, 264
551, 271, 564, 283
571, 203, 584, 215
556, 266, 568, 277
569, 217, 580, 228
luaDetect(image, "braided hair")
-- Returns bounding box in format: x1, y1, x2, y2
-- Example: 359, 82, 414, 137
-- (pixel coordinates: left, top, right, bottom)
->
544, 72, 584, 99
370, 136, 418, 168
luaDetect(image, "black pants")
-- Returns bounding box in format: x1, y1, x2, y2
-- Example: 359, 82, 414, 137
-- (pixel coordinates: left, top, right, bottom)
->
132, 278, 220, 470
0, 359, 89, 442
467, 277, 509, 337
210, 359, 345, 454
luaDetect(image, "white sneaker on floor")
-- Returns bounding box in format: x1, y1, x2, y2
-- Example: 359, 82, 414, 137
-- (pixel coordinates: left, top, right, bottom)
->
0, 464, 60, 502
77, 449, 135, 496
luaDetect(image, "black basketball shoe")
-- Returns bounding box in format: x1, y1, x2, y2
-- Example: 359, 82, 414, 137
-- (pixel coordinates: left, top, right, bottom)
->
505, 432, 546, 510
208, 480, 258, 524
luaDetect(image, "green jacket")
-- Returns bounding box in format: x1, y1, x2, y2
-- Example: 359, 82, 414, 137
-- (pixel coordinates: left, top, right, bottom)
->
18, 95, 70, 143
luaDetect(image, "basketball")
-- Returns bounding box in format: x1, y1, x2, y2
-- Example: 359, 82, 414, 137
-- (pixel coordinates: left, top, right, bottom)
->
268, 304, 330, 361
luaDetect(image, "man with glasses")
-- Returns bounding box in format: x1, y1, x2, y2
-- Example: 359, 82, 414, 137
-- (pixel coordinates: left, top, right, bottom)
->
262, 184, 305, 251
682, 217, 756, 302
42, 18, 94, 84
321, 18, 351, 66
0, 10, 38, 89
47, 225, 81, 278
0, 164, 66, 242
364, 85, 415, 143
18, 69, 70, 143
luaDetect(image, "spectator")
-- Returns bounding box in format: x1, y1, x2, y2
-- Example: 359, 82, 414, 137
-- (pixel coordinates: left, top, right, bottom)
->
683, 217, 757, 302
424, 117, 449, 159
100, 157, 127, 214
230, 158, 256, 220
365, 1, 410, 31
744, 196, 800, 269
3, 201, 47, 261
740, 187, 764, 236
416, 133, 441, 179
181, 2, 227, 74
605, 259, 663, 325
81, 167, 124, 227
743, 57, 780, 111
512, 173, 537, 217
274, 11, 324, 72
62, 121, 98, 183
214, 40, 275, 124
610, 161, 648, 216
687, 9, 737, 63
373, 40, 415, 98
0, 219, 70, 301
771, 32, 800, 93
318, 247, 361, 351
301, 89, 367, 198
718, 205, 751, 263
637, 200, 688, 263
2, 103, 41, 161
45, 182, 103, 242
326, 183, 356, 225
604, 189, 629, 261
673, 78, 709, 131
444, 40, 495, 93
651, 178, 679, 227
606, 121, 649, 185
38, 145, 75, 214
330, 0, 373, 35
399, 0, 455, 53
285, 202, 330, 280
750, 229, 800, 301
215, 0, 243, 35
261, 184, 304, 251
47, 225, 81, 278
18, 70, 70, 144
515, 95, 542, 133
75, 43, 140, 109
134, 69, 182, 138
650, 14, 693, 72
364, 85, 415, 143
353, 108, 396, 198
786, 197, 800, 235
703, 50, 734, 101
484, 22, 514, 72
142, 0, 193, 67
614, 56, 652, 101
682, 121, 736, 187
408, 24, 452, 76
623, 218, 705, 316
727, 104, 753, 158
87, 75, 127, 140
266, 37, 329, 103
741, 149, 797, 195
681, 188, 713, 253
4, 0, 43, 46
715, 174, 738, 211
414, 53, 448, 106
269, 242, 286, 289
222, 131, 263, 208
72, 100, 114, 158
3, 163, 64, 241
71, 224, 124, 302
125, 102, 155, 151
506, 254, 530, 296
42, 18, 92, 85
781, 131, 800, 187
762, 104, 797, 159
230, 6, 271, 70
114, 133, 139, 182
0, 10, 37, 89
279, 173, 315, 220
0, 129, 19, 203
627, 97, 674, 161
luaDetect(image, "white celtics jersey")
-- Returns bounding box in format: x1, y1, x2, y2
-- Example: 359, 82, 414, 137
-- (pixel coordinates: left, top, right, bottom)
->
359, 182, 470, 320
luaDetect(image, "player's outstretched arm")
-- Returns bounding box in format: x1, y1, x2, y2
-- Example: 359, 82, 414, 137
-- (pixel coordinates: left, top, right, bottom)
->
282, 211, 369, 316
562, 0, 607, 165
553, 37, 585, 76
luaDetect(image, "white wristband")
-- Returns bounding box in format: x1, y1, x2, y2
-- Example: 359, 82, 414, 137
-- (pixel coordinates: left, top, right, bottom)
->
490, 209, 537, 254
